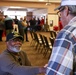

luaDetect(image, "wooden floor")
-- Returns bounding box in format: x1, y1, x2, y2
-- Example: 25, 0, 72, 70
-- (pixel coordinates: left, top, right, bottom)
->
0, 31, 51, 75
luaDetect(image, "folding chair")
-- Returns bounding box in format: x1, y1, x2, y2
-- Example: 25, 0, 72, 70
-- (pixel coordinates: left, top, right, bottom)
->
33, 32, 42, 51
39, 34, 45, 53
43, 36, 52, 58
30, 31, 36, 46
49, 37, 55, 47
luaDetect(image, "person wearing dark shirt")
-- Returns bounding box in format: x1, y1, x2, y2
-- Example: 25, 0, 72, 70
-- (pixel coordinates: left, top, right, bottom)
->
0, 11, 4, 41
4, 15, 13, 36
29, 18, 36, 32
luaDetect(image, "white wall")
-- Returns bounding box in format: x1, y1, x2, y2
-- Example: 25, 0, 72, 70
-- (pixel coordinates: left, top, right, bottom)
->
33, 9, 47, 18
4, 11, 26, 20
48, 14, 58, 26
48, 14, 58, 30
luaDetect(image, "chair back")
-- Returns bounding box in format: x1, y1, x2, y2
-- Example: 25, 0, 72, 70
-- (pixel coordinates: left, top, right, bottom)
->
49, 37, 54, 47
39, 34, 44, 45
43, 36, 49, 47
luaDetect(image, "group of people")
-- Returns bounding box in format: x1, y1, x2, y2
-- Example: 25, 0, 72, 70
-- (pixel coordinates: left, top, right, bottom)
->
0, 0, 76, 75
13, 16, 29, 42
0, 13, 45, 42
29, 17, 45, 32
0, 14, 29, 42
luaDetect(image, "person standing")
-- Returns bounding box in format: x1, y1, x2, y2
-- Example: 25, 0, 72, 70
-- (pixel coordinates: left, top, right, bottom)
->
29, 17, 36, 32
13, 20, 19, 33
22, 16, 29, 42
46, 0, 76, 75
40, 17, 44, 31
14, 16, 24, 39
16, 17, 24, 41
36, 18, 41, 31
4, 15, 13, 36
0, 11, 4, 41
14, 16, 19, 25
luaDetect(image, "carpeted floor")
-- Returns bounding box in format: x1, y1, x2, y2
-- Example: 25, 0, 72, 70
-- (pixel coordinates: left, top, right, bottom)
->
0, 31, 51, 75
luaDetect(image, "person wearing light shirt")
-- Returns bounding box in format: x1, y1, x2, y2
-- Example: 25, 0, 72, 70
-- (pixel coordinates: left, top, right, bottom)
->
46, 0, 76, 75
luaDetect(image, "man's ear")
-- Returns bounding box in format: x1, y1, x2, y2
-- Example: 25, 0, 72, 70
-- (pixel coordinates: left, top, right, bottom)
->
64, 6, 69, 16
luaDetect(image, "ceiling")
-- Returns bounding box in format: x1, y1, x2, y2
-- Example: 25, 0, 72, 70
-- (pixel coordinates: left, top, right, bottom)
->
1, 0, 60, 2
0, 6, 36, 12
0, 0, 60, 12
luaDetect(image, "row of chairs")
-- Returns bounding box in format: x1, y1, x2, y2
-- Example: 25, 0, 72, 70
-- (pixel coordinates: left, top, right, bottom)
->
30, 31, 55, 59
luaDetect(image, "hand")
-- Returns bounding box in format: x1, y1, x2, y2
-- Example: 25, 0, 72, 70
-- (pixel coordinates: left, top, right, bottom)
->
44, 64, 48, 68
39, 67, 46, 74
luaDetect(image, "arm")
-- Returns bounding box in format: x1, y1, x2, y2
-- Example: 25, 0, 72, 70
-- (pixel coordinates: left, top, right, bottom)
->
21, 21, 27, 27
46, 31, 73, 75
21, 51, 31, 66
0, 51, 46, 75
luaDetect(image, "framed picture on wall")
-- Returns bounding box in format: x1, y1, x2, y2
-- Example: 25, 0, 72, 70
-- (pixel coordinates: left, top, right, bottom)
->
50, 20, 53, 26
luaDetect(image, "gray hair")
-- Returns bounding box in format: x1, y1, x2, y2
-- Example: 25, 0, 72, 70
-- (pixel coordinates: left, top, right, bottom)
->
67, 5, 76, 16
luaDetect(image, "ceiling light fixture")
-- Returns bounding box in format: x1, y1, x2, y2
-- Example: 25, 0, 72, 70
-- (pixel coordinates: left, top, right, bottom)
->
39, 0, 44, 1
46, 0, 51, 6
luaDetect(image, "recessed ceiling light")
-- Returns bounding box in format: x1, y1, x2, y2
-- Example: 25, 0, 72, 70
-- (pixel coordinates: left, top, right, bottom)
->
46, 2, 51, 6
39, 0, 44, 1
9, 6, 23, 9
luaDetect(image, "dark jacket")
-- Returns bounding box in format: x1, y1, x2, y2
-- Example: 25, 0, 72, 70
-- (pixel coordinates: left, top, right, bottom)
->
4, 17, 13, 30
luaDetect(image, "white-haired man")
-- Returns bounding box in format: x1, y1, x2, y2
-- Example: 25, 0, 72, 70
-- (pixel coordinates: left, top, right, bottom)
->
0, 32, 46, 75
46, 0, 76, 75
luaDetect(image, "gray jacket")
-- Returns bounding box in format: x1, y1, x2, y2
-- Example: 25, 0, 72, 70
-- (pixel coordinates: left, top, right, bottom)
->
0, 50, 39, 75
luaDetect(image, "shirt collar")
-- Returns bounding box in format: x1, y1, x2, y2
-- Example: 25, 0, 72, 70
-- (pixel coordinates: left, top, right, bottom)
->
68, 16, 76, 25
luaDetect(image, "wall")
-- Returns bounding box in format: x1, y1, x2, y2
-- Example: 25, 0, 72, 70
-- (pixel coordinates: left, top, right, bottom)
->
33, 9, 47, 17
0, 1, 60, 30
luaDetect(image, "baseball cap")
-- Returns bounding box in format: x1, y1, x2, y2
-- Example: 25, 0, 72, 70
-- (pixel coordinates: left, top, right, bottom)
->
6, 32, 24, 42
54, 0, 76, 11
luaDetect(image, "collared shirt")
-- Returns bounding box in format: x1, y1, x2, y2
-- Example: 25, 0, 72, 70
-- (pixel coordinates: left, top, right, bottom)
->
46, 16, 76, 75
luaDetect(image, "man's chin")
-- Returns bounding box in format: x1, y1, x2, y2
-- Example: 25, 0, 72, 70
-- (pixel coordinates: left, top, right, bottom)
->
15, 46, 21, 50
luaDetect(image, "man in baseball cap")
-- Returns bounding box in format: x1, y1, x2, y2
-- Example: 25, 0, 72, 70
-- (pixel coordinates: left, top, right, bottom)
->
46, 0, 76, 75
0, 32, 46, 75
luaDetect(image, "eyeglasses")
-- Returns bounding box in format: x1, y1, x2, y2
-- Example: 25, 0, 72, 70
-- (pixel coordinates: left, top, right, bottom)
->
57, 6, 65, 17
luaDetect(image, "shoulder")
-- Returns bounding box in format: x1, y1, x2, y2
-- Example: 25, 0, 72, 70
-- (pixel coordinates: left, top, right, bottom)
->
0, 50, 13, 63
20, 50, 27, 56
0, 50, 10, 57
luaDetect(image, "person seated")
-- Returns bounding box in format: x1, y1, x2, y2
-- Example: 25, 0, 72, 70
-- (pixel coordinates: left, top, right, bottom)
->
0, 32, 46, 75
